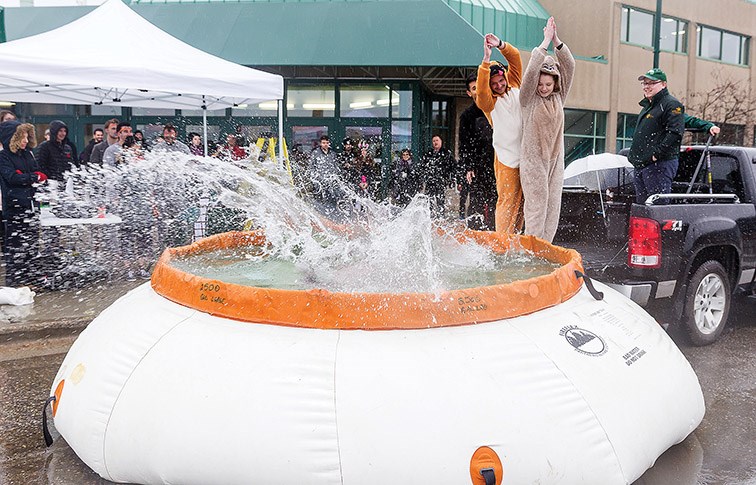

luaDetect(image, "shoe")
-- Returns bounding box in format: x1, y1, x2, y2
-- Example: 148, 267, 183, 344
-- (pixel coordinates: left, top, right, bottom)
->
126, 270, 136, 282
139, 269, 151, 280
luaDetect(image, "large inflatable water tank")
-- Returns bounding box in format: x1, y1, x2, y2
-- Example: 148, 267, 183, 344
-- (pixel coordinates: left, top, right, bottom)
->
48, 231, 704, 485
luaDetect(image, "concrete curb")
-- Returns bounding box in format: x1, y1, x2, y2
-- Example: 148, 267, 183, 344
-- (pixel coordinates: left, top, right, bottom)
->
0, 318, 91, 344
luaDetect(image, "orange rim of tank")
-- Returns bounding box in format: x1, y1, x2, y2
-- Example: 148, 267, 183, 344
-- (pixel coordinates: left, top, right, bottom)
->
150, 230, 584, 330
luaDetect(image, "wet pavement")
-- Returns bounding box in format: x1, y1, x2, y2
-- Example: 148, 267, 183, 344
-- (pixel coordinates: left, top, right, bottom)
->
634, 296, 756, 485
0, 284, 755, 484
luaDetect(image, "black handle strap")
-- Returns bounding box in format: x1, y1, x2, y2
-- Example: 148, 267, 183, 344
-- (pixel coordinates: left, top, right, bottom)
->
480, 467, 497, 485
575, 270, 604, 301
42, 396, 56, 447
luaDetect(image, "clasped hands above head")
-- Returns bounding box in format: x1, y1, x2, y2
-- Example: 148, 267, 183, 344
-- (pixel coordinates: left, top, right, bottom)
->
484, 33, 502, 49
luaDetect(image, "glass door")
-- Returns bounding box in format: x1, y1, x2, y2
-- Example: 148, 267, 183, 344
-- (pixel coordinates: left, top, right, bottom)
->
342, 121, 390, 199
287, 120, 337, 188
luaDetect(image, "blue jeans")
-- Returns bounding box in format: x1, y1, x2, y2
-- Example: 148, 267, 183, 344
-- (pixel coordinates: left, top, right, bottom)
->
634, 158, 678, 203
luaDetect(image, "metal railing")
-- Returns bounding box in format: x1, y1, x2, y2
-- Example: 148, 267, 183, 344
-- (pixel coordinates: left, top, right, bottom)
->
645, 193, 741, 205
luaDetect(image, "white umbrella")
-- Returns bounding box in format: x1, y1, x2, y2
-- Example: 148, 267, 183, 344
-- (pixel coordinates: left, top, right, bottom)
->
563, 153, 633, 219
564, 153, 633, 179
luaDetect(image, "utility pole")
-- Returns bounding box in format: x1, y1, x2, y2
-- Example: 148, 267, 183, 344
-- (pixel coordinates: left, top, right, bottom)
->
653, 0, 663, 68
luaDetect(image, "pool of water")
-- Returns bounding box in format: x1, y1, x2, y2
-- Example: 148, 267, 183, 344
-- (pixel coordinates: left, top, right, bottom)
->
169, 246, 561, 293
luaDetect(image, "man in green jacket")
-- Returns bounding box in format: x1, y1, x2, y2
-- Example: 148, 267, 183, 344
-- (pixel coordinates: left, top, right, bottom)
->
628, 68, 685, 203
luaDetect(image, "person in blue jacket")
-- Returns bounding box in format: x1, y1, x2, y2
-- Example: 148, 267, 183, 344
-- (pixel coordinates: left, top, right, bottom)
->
0, 120, 47, 287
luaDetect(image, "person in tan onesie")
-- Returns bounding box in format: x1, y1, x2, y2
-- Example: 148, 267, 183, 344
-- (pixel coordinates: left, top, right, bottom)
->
519, 17, 575, 242
475, 33, 524, 234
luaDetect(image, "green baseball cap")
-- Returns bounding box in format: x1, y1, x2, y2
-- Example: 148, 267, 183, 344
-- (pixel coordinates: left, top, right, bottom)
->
638, 67, 667, 82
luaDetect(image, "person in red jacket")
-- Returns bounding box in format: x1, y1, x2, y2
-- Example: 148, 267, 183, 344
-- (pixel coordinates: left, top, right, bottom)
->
214, 133, 247, 161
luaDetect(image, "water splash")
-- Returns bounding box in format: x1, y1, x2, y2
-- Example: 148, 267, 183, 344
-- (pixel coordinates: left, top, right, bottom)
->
37, 149, 555, 293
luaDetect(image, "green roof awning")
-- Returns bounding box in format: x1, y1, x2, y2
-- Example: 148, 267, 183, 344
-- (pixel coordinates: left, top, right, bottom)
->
4, 0, 548, 67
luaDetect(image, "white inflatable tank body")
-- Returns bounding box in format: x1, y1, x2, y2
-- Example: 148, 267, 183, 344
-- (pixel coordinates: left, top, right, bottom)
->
51, 281, 704, 485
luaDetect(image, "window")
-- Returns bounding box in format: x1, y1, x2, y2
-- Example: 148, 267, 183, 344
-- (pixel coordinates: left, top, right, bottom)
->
429, 99, 451, 147
564, 109, 607, 163
232, 102, 292, 117
621, 6, 654, 47
287, 85, 335, 118
290, 125, 328, 160
621, 7, 687, 54
131, 107, 176, 116
432, 100, 448, 128
718, 123, 745, 146
340, 85, 390, 118
616, 113, 637, 151
659, 17, 687, 53
89, 105, 123, 116
181, 108, 227, 117
686, 123, 744, 148
392, 89, 413, 119
676, 151, 745, 200
391, 120, 412, 158
698, 25, 750, 65
16, 103, 74, 116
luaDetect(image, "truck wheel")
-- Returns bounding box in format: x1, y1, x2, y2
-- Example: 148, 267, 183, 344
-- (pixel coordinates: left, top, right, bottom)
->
682, 260, 731, 346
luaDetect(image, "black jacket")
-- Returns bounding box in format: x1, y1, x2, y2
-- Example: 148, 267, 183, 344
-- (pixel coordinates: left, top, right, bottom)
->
420, 147, 455, 194
35, 120, 78, 182
80, 138, 98, 164
392, 154, 420, 204
628, 88, 685, 169
459, 102, 495, 190
0, 121, 42, 215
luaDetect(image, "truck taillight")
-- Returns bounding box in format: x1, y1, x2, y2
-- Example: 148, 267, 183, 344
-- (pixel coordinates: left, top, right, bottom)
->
628, 216, 661, 268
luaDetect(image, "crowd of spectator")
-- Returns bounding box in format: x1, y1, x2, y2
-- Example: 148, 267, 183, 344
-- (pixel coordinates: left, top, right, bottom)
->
0, 110, 486, 289
301, 133, 469, 219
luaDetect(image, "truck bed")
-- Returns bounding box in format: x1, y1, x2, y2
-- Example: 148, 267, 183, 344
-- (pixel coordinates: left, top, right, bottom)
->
559, 238, 627, 274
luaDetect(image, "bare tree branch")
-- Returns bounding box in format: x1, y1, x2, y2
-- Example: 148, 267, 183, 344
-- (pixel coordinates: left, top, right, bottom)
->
683, 68, 756, 145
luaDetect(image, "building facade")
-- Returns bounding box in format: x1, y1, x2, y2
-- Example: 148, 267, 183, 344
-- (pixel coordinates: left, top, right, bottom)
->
539, 0, 755, 149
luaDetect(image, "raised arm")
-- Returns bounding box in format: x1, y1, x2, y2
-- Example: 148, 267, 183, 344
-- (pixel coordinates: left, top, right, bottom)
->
475, 34, 497, 113
476, 63, 495, 113
520, 49, 547, 108
499, 42, 522, 89
552, 20, 575, 101
520, 20, 553, 107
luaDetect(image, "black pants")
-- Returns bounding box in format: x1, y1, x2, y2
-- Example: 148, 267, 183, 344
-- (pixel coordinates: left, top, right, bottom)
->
4, 211, 39, 287
467, 183, 497, 231
426, 187, 446, 218
458, 181, 470, 219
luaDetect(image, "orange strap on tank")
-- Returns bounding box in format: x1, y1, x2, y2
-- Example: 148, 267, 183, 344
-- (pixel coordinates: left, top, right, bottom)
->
470, 446, 503, 485
151, 231, 584, 330
43, 380, 65, 447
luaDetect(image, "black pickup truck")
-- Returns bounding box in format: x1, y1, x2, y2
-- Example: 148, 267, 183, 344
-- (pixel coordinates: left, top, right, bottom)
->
555, 145, 756, 345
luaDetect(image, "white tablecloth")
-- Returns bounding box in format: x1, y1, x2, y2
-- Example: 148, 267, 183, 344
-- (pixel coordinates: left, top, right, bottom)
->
40, 208, 122, 227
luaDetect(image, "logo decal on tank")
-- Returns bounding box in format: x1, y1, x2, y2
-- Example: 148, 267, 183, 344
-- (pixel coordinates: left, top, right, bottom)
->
560, 325, 607, 356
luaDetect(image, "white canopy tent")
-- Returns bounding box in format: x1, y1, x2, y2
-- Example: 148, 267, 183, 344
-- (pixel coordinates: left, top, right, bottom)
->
0, 0, 284, 156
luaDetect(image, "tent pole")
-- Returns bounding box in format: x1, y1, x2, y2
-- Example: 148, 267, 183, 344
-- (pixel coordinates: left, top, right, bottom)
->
277, 99, 284, 167
202, 97, 208, 157
597, 171, 606, 219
